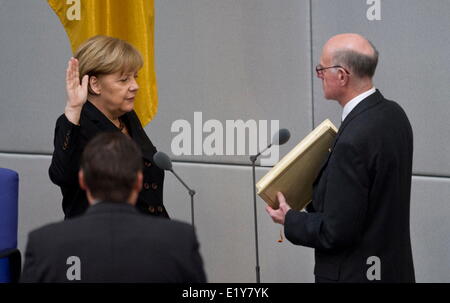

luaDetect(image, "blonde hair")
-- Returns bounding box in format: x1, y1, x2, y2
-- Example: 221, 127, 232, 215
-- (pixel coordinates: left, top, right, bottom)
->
74, 35, 143, 94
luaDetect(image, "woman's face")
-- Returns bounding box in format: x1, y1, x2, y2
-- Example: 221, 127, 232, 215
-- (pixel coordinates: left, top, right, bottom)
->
93, 70, 139, 117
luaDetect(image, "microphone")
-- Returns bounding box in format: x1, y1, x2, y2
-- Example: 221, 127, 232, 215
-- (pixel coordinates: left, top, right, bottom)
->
272, 128, 291, 145
153, 151, 173, 170
153, 151, 196, 226
250, 128, 290, 162
249, 128, 290, 283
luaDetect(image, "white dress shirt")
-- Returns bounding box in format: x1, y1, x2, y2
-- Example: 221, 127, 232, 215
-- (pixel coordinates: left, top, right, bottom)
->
341, 87, 376, 122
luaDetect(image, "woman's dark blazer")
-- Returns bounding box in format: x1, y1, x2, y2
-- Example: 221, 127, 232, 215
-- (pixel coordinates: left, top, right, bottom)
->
49, 101, 168, 219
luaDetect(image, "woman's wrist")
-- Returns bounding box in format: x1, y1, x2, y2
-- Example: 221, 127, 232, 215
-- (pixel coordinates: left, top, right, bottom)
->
64, 104, 83, 125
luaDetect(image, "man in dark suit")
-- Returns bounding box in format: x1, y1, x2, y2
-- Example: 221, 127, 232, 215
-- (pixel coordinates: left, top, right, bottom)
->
266, 33, 415, 282
21, 132, 206, 282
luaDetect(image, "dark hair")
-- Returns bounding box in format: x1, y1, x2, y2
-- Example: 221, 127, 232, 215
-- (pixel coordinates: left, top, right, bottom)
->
81, 132, 143, 203
332, 41, 379, 78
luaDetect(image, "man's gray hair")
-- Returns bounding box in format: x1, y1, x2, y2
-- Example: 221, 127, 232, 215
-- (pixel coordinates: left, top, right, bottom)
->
332, 41, 379, 78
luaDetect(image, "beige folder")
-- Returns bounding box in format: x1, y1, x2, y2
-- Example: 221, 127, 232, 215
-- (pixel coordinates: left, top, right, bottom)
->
256, 119, 338, 210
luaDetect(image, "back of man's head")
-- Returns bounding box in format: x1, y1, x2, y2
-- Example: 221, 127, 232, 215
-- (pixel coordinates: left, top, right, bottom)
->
328, 33, 379, 80
332, 44, 379, 79
80, 132, 143, 203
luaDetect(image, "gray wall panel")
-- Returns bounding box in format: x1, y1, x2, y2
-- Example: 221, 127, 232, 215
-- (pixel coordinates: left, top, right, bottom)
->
164, 162, 315, 282
411, 176, 450, 282
0, 156, 448, 282
0, 0, 313, 164
0, 0, 72, 153
311, 0, 450, 176
257, 166, 314, 283
149, 0, 312, 165
164, 163, 450, 282
0, 154, 63, 255
164, 162, 256, 282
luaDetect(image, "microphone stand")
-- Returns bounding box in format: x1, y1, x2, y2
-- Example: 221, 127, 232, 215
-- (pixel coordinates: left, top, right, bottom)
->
250, 144, 271, 284
170, 169, 196, 227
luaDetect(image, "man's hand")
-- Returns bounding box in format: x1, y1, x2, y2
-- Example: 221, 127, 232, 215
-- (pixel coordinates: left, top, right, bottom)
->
265, 192, 292, 225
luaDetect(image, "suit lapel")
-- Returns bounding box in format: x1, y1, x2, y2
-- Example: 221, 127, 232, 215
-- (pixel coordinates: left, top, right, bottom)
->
313, 90, 384, 185
82, 101, 156, 161
83, 101, 119, 132
334, 89, 383, 144
122, 111, 156, 160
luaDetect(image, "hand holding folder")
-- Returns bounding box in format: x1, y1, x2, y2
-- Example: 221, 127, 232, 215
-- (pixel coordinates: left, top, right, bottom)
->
265, 192, 292, 225
257, 119, 338, 210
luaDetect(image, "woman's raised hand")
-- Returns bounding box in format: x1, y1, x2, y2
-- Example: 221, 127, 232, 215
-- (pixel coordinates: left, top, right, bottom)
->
64, 57, 89, 125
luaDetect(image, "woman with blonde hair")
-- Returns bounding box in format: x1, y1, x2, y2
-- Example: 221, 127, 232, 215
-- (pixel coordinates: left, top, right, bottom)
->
49, 35, 168, 219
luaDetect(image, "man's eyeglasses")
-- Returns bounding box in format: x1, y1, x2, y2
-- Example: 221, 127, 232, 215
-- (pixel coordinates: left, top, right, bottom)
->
315, 65, 350, 76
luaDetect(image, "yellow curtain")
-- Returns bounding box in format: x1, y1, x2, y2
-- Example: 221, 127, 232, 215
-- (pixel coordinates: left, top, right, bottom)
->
47, 0, 158, 126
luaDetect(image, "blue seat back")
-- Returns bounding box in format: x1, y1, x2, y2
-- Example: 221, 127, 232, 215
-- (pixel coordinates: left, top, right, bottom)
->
0, 168, 19, 283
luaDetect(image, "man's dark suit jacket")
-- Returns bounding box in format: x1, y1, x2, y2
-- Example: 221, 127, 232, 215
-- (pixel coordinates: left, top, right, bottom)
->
49, 101, 167, 219
285, 90, 415, 282
20, 202, 206, 283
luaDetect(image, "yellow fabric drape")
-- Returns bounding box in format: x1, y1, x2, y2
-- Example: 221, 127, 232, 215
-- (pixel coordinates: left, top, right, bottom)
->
47, 0, 158, 126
